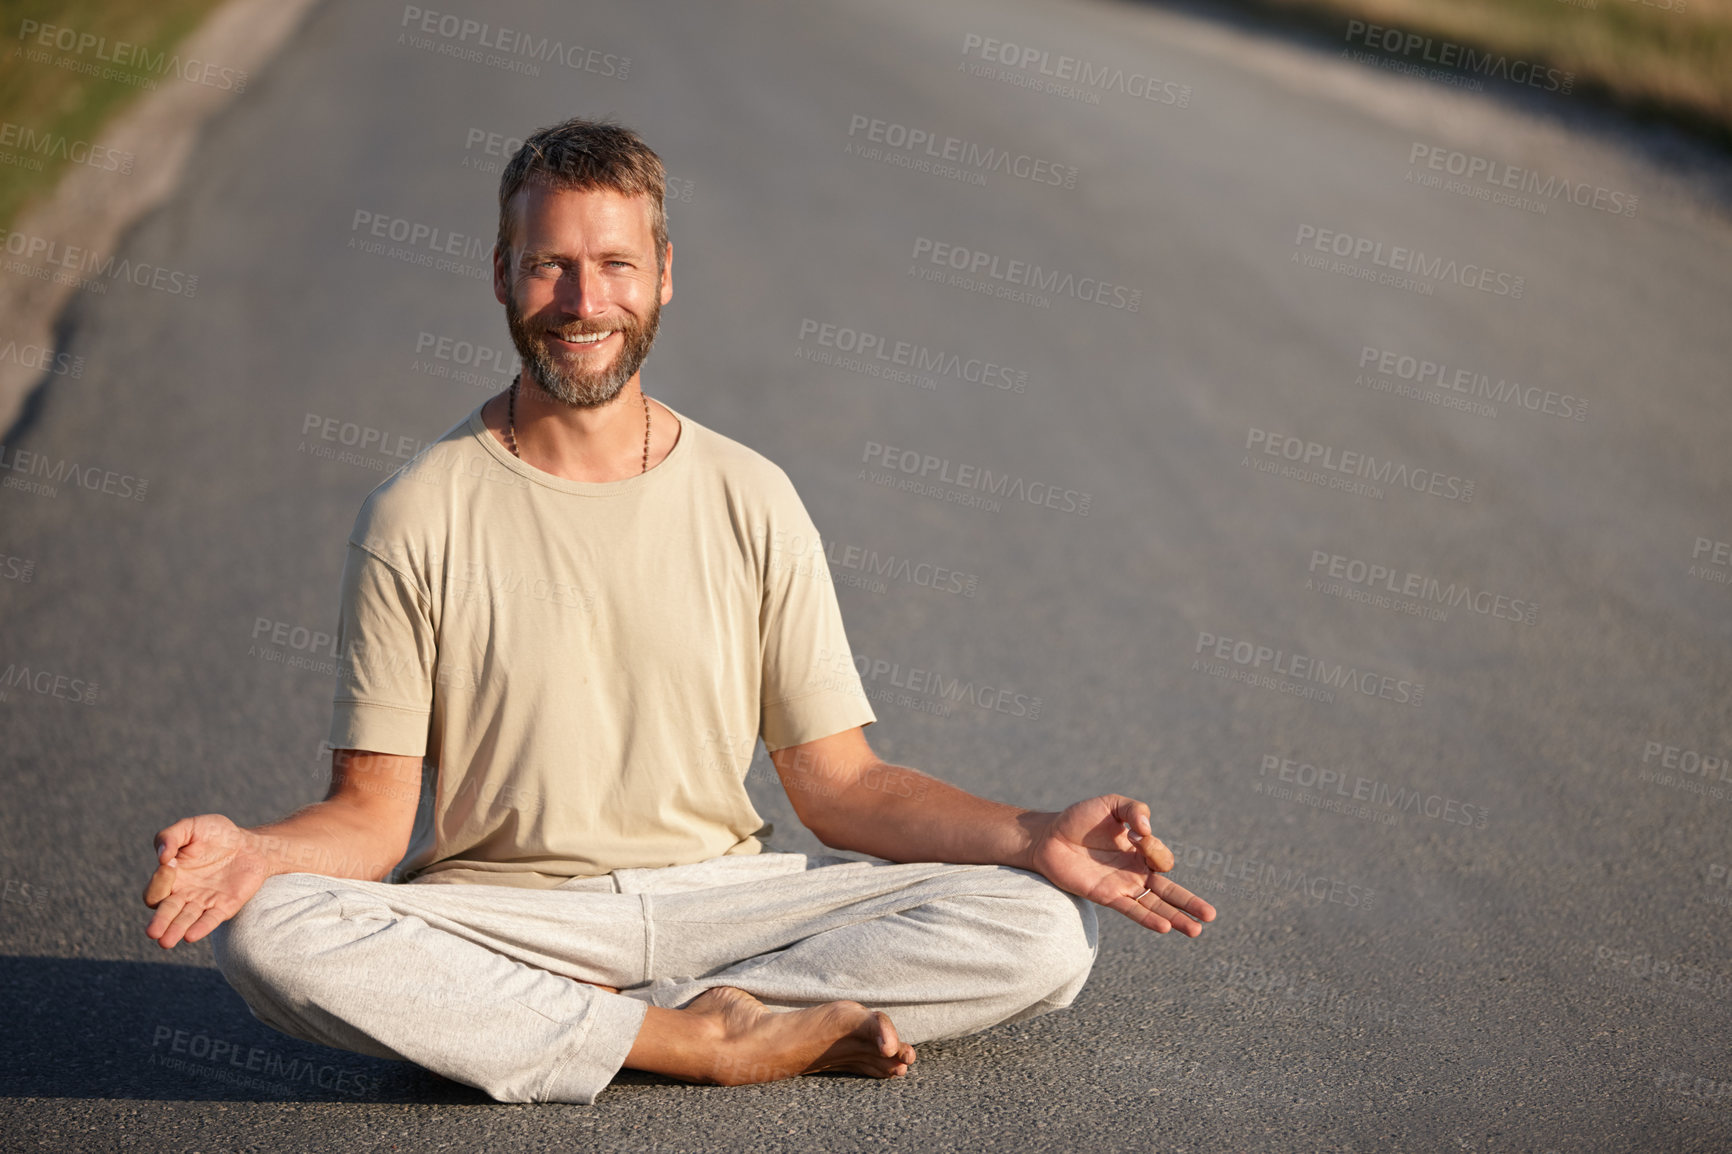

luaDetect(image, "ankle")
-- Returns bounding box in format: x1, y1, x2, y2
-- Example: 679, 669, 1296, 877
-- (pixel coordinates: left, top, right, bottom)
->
623, 1003, 729, 1083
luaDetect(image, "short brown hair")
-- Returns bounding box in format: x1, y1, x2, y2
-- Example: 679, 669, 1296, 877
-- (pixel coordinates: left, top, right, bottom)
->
495, 118, 668, 271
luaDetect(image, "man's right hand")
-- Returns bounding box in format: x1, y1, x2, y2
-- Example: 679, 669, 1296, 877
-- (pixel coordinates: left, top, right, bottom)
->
143, 814, 269, 949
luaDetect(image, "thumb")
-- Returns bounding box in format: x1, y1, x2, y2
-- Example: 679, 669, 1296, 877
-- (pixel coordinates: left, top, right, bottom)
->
154, 817, 197, 864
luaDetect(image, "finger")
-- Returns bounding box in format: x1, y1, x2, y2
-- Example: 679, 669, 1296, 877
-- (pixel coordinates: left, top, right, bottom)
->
1140, 835, 1175, 873
1110, 892, 1173, 933
1106, 798, 1174, 871
143, 859, 186, 907
1106, 795, 1150, 836
154, 818, 195, 864
1145, 894, 1204, 936
159, 894, 209, 949
181, 906, 232, 945
1126, 883, 1214, 936
1150, 875, 1216, 923
146, 894, 187, 943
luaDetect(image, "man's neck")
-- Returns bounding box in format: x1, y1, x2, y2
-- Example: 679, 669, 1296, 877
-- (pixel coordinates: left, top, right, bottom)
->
482, 376, 681, 482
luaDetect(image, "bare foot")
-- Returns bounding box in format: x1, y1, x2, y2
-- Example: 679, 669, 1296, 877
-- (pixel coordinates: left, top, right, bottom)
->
628, 985, 914, 1086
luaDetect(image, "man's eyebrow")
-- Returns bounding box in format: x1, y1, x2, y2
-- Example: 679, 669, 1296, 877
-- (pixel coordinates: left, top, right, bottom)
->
517, 246, 641, 262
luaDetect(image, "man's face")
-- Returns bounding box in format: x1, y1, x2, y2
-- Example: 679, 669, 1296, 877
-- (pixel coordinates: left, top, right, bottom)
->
494, 182, 673, 409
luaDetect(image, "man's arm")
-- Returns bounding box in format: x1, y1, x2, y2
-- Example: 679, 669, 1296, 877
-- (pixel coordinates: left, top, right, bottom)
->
142, 749, 422, 949
769, 727, 1216, 936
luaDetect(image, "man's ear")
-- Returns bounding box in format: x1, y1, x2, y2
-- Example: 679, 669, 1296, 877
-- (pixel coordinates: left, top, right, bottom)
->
659, 242, 673, 305
492, 244, 513, 307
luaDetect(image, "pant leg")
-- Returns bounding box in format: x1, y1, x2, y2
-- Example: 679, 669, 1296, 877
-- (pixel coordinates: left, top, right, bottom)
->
622, 855, 1101, 1046
213, 854, 1099, 1104
210, 872, 650, 1104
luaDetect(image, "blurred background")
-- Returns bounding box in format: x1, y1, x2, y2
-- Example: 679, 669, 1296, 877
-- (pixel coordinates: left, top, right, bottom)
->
1, 0, 1728, 1150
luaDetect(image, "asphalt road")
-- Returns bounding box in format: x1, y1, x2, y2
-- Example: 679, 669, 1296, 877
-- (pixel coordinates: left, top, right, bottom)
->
2, 0, 1729, 1150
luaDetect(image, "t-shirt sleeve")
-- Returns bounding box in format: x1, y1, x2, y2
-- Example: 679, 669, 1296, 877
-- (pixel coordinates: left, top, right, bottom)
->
758, 478, 877, 752
327, 541, 436, 757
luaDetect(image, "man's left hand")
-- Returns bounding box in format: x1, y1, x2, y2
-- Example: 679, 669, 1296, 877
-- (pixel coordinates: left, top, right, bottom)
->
1025, 795, 1216, 935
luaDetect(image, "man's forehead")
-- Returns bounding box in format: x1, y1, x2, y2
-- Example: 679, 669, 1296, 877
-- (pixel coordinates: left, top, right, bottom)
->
511, 181, 655, 238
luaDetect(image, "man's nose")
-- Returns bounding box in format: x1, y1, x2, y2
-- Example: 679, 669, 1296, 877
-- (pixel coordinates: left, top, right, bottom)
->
555, 263, 613, 318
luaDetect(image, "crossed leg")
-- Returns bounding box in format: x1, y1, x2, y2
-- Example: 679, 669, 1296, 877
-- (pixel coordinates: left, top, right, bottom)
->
212, 854, 1099, 1103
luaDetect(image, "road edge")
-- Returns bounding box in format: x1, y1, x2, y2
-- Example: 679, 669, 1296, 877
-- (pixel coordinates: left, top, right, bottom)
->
0, 0, 326, 440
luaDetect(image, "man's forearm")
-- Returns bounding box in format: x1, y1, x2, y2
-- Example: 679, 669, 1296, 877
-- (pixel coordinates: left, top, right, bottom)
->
245, 800, 408, 881
806, 760, 1053, 870
181, 799, 406, 883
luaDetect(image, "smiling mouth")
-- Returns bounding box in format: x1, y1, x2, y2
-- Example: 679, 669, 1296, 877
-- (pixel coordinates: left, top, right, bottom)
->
549, 329, 615, 348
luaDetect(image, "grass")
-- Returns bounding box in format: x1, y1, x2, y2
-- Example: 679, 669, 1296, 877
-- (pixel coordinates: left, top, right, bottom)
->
0, 0, 227, 233
1216, 0, 1732, 147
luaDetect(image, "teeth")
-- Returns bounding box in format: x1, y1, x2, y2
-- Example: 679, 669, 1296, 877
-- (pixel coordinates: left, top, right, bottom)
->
556, 331, 612, 344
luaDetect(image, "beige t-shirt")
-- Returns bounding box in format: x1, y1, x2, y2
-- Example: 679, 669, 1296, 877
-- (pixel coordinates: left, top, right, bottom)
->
326, 400, 876, 887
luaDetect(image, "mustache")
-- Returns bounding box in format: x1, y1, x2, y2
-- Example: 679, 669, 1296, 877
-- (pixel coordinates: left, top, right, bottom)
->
533, 318, 634, 339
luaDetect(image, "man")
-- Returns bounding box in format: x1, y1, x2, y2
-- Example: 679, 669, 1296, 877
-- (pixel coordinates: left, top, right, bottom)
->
143, 119, 1215, 1104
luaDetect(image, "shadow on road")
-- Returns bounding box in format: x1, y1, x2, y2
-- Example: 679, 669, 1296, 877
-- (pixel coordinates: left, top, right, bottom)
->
0, 955, 487, 1104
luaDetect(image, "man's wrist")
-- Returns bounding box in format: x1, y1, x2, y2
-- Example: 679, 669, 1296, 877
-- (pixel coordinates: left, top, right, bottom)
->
1009, 809, 1058, 874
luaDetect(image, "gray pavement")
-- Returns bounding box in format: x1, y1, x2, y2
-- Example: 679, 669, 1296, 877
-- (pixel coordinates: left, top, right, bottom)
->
1, 0, 1729, 1150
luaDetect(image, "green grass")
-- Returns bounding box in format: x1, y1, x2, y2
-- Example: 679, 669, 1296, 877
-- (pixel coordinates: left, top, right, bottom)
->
1222, 0, 1732, 147
0, 0, 227, 233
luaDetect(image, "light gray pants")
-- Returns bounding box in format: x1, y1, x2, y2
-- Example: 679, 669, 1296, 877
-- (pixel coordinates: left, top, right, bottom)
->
211, 851, 1099, 1104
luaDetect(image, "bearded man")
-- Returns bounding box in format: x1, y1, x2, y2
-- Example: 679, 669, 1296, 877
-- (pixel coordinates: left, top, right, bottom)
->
143, 118, 1214, 1104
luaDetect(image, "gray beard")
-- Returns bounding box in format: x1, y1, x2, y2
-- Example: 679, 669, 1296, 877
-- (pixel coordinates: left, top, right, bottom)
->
505, 290, 660, 409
